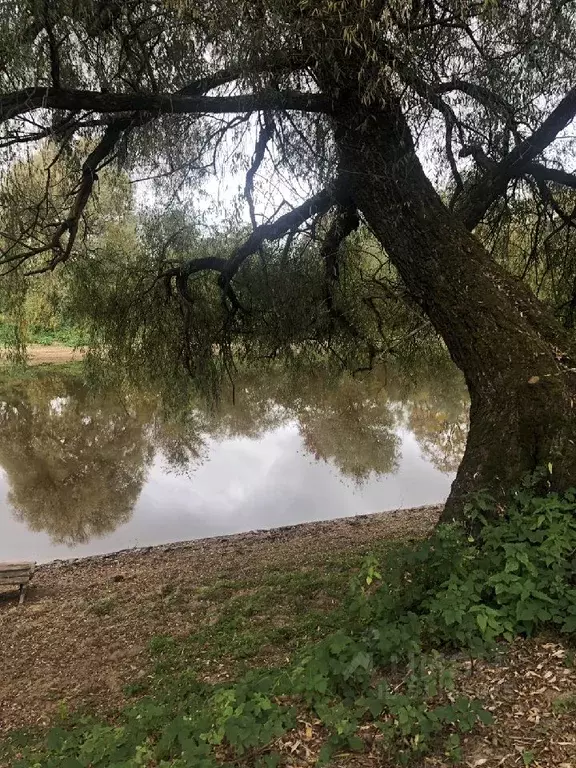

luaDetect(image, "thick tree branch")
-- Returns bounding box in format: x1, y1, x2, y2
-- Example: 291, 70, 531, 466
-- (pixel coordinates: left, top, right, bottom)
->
223, 188, 336, 279
524, 163, 576, 190
533, 178, 576, 227
43, 0, 61, 88
436, 79, 518, 131
444, 120, 464, 194
179, 52, 310, 96
454, 87, 576, 229
321, 205, 359, 291
165, 187, 338, 305
320, 203, 361, 322
1, 88, 332, 124
511, 87, 576, 165
7, 121, 127, 275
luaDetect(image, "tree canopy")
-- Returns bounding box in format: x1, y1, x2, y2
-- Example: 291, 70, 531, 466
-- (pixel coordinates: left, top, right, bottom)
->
2, 0, 576, 513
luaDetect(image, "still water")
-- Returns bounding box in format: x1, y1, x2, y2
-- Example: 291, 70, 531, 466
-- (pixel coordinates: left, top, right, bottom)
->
0, 365, 468, 562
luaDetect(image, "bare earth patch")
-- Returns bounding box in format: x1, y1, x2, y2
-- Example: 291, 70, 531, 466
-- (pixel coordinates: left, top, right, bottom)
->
455, 641, 576, 768
0, 344, 84, 366
23, 345, 84, 365
1, 505, 575, 767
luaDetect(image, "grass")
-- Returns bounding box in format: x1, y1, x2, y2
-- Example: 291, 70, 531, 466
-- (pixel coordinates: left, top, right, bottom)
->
86, 597, 116, 617
0, 545, 390, 767
552, 693, 576, 714
0, 360, 84, 386
150, 560, 360, 677
0, 323, 84, 347
146, 547, 389, 686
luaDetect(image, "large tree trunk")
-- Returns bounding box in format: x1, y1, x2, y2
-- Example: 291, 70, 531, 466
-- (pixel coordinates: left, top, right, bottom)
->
333, 99, 576, 521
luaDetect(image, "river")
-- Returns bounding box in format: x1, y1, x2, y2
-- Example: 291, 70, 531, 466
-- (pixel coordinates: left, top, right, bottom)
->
0, 362, 468, 562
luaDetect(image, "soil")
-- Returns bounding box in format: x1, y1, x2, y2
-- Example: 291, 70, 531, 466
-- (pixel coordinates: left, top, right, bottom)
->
0, 344, 84, 366
1, 506, 575, 767
24, 345, 84, 365
0, 507, 440, 736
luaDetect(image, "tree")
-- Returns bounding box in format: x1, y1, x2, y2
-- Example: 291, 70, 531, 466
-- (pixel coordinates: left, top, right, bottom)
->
480, 189, 576, 329
0, 140, 137, 350
1, 0, 576, 518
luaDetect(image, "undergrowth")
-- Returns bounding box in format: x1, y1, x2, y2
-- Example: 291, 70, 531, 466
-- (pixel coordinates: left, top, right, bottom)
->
0, 361, 84, 388
4, 473, 576, 767
0, 322, 85, 347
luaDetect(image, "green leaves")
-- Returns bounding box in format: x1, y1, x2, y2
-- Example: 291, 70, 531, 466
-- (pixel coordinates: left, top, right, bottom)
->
422, 482, 576, 647
476, 612, 487, 633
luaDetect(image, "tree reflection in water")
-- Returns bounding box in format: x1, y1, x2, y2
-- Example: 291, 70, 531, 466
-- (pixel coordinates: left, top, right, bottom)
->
0, 361, 468, 544
0, 376, 152, 544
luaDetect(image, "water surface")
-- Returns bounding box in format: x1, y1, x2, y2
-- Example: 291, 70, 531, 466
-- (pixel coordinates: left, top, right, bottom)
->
0, 365, 468, 562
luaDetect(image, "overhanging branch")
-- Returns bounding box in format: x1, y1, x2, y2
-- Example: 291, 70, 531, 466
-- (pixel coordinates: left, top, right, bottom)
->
454, 87, 576, 229
244, 113, 275, 229
1, 88, 332, 124
1, 64, 326, 274
223, 188, 336, 279
436, 79, 519, 134
524, 163, 576, 190
165, 186, 338, 305
179, 52, 310, 97
3, 121, 127, 275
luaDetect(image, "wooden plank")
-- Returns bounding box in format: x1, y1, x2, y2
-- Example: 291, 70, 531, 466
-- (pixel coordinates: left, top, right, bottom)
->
0, 561, 35, 566
0, 576, 31, 582
0, 562, 35, 605
0, 562, 35, 586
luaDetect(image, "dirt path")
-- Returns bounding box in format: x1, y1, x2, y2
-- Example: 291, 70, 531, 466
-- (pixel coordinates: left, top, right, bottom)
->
0, 344, 84, 366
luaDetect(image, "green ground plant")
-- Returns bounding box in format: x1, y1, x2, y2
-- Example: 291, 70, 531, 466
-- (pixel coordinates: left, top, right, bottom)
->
0, 322, 84, 347
3, 474, 576, 767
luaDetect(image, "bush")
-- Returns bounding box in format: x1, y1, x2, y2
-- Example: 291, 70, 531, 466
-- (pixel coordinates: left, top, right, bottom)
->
0, 320, 85, 347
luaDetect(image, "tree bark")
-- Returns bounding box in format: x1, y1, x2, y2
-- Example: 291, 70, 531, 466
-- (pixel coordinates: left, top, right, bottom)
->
333, 98, 576, 520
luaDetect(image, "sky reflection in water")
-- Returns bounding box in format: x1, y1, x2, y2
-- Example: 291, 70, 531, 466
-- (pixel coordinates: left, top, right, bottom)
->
0, 365, 468, 562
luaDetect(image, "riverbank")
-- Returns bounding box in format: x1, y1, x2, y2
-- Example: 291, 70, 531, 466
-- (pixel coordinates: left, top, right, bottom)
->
0, 344, 84, 366
1, 507, 440, 735
1, 505, 576, 767
25, 344, 84, 365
